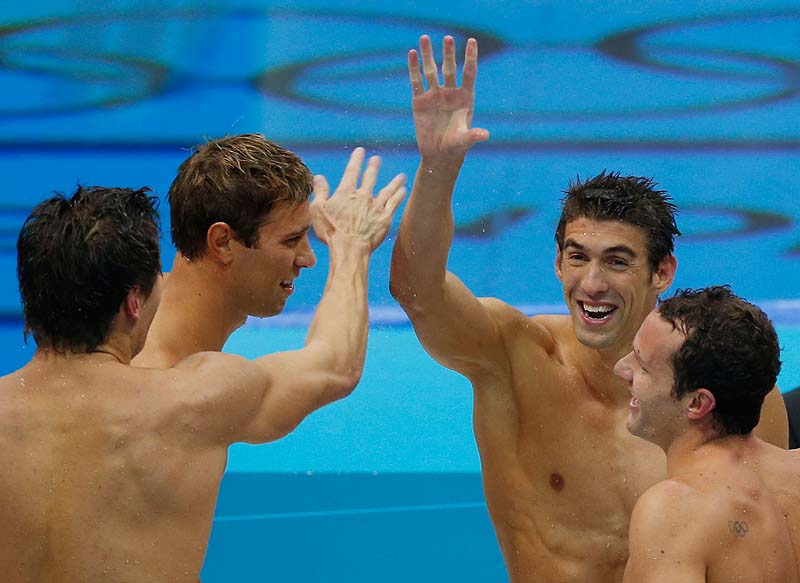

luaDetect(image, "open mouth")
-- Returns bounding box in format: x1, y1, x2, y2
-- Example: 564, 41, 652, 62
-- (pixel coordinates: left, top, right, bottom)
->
578, 301, 617, 323
280, 280, 294, 294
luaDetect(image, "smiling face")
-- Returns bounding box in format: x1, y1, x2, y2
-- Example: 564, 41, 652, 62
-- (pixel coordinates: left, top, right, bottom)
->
555, 218, 675, 352
614, 310, 689, 449
230, 200, 317, 318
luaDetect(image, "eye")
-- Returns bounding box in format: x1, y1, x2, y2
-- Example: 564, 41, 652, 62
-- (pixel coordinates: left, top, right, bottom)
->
567, 253, 587, 264
608, 257, 630, 269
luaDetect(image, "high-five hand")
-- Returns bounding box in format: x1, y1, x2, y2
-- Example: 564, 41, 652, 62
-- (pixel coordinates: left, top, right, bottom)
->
408, 35, 489, 160
311, 147, 407, 251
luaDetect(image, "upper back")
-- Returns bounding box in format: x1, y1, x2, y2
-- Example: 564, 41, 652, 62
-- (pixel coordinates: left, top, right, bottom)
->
0, 356, 225, 582
676, 443, 800, 583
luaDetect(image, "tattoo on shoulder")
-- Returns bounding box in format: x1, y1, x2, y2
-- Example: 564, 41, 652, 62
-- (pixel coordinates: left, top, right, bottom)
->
728, 520, 749, 538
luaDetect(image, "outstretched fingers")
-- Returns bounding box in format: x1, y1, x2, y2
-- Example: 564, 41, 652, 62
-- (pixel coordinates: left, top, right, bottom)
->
419, 35, 440, 90
442, 35, 457, 87
461, 37, 478, 93
358, 156, 381, 196
337, 147, 366, 193
311, 175, 330, 207
375, 173, 407, 209
408, 50, 425, 96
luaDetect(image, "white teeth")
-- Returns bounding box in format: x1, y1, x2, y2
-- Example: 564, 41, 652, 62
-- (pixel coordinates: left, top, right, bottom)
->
583, 304, 613, 313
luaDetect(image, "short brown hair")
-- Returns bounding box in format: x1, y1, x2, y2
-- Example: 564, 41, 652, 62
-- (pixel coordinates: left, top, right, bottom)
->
169, 134, 313, 259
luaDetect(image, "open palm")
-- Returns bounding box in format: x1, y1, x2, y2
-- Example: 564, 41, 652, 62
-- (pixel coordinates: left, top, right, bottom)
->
409, 35, 489, 159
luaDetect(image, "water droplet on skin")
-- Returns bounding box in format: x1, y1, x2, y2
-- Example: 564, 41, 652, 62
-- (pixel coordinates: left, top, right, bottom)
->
18, 377, 25, 387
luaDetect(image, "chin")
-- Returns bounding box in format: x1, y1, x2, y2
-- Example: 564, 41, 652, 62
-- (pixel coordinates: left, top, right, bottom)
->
250, 305, 284, 319
574, 326, 619, 350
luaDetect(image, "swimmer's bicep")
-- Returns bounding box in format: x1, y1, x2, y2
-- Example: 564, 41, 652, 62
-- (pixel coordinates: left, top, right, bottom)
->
404, 274, 529, 379
233, 348, 356, 444
624, 486, 707, 583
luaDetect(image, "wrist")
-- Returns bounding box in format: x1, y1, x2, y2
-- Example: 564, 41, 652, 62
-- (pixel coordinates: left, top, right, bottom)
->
419, 154, 467, 170
417, 156, 464, 185
328, 232, 373, 254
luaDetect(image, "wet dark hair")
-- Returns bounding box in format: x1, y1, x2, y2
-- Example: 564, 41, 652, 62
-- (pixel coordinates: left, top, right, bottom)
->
169, 133, 314, 259
554, 171, 680, 272
17, 186, 161, 352
658, 286, 781, 436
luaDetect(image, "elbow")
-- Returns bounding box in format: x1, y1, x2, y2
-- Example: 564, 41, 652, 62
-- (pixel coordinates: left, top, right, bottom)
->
388, 272, 409, 305
389, 246, 417, 308
328, 368, 362, 401
389, 264, 423, 311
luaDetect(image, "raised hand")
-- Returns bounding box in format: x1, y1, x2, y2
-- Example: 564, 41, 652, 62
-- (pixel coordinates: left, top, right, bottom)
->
409, 35, 489, 160
311, 147, 407, 251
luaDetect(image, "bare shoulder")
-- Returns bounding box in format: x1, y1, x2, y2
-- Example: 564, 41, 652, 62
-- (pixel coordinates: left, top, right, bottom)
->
479, 298, 560, 353
631, 479, 715, 537
625, 480, 714, 583
628, 478, 723, 562
635, 478, 699, 516
169, 351, 261, 385
757, 440, 800, 481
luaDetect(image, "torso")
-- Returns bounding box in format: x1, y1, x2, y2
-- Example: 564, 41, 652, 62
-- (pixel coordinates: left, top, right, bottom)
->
0, 356, 227, 583
471, 313, 665, 583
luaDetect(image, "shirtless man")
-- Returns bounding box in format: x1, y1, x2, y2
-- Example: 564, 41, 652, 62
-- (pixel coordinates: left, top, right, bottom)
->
136, 133, 354, 367
388, 35, 788, 582
616, 286, 800, 583
0, 152, 405, 581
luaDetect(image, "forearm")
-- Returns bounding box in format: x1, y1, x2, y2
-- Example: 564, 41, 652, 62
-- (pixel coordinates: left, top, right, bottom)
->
305, 234, 372, 390
390, 156, 464, 307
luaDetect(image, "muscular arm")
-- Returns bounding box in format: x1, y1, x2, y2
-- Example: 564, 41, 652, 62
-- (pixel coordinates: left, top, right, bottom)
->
624, 483, 708, 583
177, 149, 406, 445
753, 385, 789, 448
390, 35, 514, 378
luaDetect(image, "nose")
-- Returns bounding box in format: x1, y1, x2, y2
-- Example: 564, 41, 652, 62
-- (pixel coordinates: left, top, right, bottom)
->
581, 261, 609, 297
614, 352, 633, 383
295, 234, 317, 269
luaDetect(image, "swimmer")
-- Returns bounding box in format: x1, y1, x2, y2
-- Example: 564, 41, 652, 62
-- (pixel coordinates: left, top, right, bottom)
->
389, 35, 788, 582
0, 153, 404, 581
616, 286, 800, 583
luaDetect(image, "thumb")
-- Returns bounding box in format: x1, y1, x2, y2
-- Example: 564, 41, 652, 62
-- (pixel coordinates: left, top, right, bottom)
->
311, 175, 330, 207
468, 127, 490, 144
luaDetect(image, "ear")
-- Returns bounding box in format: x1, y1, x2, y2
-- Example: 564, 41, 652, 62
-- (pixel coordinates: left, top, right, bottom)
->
686, 388, 716, 421
124, 287, 142, 322
652, 254, 677, 293
554, 244, 564, 281
206, 222, 236, 265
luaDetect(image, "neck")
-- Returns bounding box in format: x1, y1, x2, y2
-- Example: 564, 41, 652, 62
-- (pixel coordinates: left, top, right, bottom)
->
573, 337, 635, 404
137, 254, 245, 367
34, 343, 130, 366
664, 426, 753, 477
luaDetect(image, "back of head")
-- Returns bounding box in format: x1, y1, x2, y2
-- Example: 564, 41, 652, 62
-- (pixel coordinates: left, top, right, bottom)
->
555, 171, 680, 272
17, 186, 161, 353
658, 286, 781, 436
168, 133, 314, 259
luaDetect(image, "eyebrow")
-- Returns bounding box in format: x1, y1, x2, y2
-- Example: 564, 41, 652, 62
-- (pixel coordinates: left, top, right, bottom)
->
563, 239, 637, 258
284, 225, 311, 239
